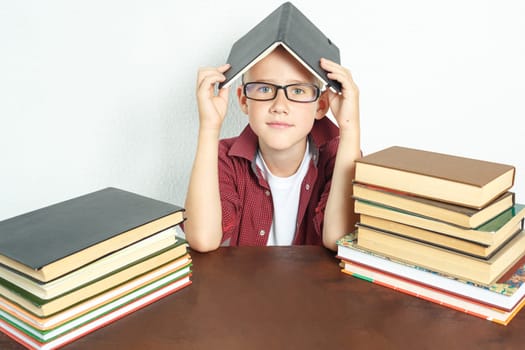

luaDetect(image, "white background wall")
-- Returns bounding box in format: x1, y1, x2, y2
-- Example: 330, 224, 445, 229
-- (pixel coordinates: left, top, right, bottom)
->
1, 0, 524, 221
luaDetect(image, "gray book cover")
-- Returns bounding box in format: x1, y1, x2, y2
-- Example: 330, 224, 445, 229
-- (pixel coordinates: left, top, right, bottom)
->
0, 187, 184, 272
220, 2, 341, 92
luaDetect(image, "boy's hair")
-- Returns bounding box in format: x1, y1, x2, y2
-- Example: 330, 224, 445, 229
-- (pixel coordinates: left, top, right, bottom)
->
240, 46, 326, 91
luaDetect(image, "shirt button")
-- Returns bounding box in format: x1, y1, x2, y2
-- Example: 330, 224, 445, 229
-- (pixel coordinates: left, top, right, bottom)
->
305, 184, 310, 191
259, 230, 266, 236
265, 190, 271, 196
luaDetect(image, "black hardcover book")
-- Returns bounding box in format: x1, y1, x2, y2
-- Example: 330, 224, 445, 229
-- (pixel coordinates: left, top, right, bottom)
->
0, 187, 185, 282
219, 2, 342, 92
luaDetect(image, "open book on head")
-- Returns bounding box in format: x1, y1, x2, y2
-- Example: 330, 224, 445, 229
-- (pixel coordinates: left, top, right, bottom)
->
219, 1, 342, 93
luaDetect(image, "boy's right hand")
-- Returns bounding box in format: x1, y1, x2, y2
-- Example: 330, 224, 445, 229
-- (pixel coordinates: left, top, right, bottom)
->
196, 64, 231, 131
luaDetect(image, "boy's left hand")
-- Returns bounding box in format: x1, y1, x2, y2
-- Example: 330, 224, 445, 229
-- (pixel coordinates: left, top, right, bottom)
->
320, 58, 360, 131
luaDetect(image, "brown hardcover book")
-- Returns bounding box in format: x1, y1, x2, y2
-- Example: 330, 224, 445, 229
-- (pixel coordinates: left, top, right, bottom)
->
354, 146, 515, 209
354, 200, 525, 246
358, 215, 520, 259
356, 225, 525, 286
0, 187, 185, 282
353, 182, 514, 228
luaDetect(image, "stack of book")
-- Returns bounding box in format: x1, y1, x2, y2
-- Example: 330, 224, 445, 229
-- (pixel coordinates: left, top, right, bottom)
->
337, 146, 525, 325
0, 187, 191, 349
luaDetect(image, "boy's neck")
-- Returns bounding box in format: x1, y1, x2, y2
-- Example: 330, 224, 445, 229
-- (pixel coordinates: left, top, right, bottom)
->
258, 139, 309, 177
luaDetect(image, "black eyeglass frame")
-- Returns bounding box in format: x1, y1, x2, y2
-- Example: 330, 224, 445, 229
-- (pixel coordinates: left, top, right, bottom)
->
242, 82, 321, 103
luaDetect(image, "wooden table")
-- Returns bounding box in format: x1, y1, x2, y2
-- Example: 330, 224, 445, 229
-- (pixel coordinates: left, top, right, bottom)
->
2, 246, 525, 349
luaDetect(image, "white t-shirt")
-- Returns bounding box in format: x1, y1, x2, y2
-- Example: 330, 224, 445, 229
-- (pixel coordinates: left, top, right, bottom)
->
256, 142, 312, 246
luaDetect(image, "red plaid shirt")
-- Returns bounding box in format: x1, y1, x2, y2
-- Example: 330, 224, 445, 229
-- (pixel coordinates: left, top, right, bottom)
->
218, 117, 340, 246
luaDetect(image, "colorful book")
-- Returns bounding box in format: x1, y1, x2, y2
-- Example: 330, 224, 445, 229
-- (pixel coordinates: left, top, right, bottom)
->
337, 234, 525, 311
358, 214, 519, 259
0, 275, 192, 350
0, 265, 191, 343
356, 225, 525, 286
341, 262, 525, 326
0, 187, 185, 282
0, 254, 191, 331
0, 241, 188, 317
0, 227, 179, 300
355, 200, 525, 246
354, 146, 515, 209
353, 182, 514, 228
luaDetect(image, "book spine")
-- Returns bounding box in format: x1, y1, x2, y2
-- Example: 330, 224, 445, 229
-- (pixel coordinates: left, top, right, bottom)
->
277, 2, 292, 42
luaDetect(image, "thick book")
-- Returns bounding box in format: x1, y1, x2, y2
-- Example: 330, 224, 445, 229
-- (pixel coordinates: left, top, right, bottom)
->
354, 146, 515, 209
337, 234, 525, 311
0, 241, 188, 317
0, 187, 185, 282
355, 200, 525, 246
0, 254, 191, 331
341, 262, 525, 326
358, 215, 520, 259
356, 225, 525, 286
219, 1, 341, 92
0, 275, 192, 350
353, 182, 514, 228
0, 227, 179, 300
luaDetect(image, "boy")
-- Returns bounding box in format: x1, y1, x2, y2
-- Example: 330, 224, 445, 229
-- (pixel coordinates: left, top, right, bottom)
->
184, 45, 360, 252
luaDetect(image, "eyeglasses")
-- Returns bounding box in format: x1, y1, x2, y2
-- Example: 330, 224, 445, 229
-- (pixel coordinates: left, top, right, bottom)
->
243, 82, 321, 103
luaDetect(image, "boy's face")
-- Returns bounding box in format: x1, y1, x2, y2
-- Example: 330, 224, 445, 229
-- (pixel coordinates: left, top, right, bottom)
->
237, 46, 328, 155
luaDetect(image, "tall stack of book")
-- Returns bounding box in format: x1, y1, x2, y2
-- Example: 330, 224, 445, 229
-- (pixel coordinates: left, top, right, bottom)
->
337, 146, 525, 325
0, 187, 191, 349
